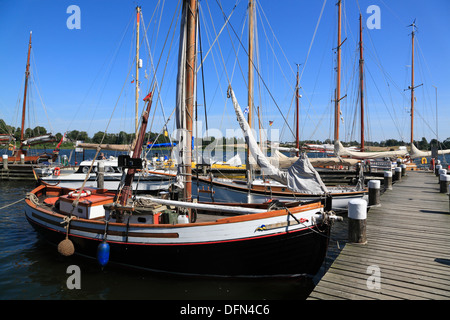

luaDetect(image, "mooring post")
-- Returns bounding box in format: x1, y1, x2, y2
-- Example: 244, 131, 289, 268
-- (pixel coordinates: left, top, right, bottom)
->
394, 167, 402, 182
2, 154, 8, 171
348, 199, 367, 244
435, 164, 442, 176
384, 170, 393, 190
438, 169, 447, 183
97, 161, 104, 189
440, 174, 450, 194
368, 180, 381, 206
400, 164, 407, 176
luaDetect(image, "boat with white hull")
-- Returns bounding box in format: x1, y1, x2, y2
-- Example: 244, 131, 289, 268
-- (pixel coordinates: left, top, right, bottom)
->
24, 184, 336, 277
40, 158, 175, 192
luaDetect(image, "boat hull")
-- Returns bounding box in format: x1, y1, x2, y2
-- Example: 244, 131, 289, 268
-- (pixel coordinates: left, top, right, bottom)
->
41, 173, 173, 191
193, 178, 366, 210
26, 214, 330, 277
24, 187, 331, 277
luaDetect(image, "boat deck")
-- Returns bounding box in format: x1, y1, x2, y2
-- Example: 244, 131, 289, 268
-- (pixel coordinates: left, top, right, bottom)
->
308, 170, 450, 300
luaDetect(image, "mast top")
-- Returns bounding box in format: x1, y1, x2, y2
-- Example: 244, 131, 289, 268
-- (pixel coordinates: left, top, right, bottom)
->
408, 19, 417, 34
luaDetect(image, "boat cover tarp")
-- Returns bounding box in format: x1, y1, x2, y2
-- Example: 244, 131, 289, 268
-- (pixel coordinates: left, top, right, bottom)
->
229, 86, 328, 195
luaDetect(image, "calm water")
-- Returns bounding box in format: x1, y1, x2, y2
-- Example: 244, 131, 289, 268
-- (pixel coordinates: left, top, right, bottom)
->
0, 178, 347, 300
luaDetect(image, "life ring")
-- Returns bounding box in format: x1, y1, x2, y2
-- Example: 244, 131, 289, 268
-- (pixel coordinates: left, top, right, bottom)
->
68, 190, 92, 198
54, 167, 61, 176
421, 157, 427, 165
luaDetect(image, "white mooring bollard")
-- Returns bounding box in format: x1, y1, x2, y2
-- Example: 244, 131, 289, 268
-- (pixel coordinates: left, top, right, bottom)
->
394, 167, 402, 182
435, 164, 442, 176
440, 174, 450, 194
400, 164, 407, 176
368, 180, 381, 207
438, 169, 447, 183
348, 199, 367, 244
384, 170, 393, 190
2, 154, 8, 171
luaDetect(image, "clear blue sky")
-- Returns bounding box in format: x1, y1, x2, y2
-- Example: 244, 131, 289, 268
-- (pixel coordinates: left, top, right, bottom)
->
1, 0, 449, 144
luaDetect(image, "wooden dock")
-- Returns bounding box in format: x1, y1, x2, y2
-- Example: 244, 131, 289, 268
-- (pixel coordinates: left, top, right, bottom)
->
308, 170, 450, 300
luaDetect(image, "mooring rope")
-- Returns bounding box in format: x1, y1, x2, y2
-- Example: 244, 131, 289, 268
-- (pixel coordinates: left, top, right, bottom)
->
0, 198, 25, 210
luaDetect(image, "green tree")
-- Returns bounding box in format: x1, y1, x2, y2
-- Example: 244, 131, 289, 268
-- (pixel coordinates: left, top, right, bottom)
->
417, 137, 429, 150
32, 126, 47, 136
92, 131, 104, 144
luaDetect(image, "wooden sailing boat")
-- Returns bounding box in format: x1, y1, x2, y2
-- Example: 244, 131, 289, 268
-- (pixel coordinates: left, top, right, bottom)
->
24, 0, 338, 277
334, 10, 407, 161
406, 21, 450, 161
8, 31, 57, 164
40, 7, 175, 191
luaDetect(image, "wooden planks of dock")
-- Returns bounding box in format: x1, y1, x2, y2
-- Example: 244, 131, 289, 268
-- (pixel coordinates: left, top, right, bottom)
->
308, 170, 450, 300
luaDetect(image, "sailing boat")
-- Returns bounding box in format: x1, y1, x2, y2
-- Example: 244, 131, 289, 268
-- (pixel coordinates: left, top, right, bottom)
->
39, 7, 175, 191
334, 13, 407, 161
184, 0, 366, 210
8, 31, 57, 165
405, 21, 450, 162
24, 0, 339, 277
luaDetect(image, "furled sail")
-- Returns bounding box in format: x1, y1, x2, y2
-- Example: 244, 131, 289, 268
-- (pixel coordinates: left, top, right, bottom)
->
22, 134, 57, 146
410, 143, 450, 159
228, 86, 328, 195
334, 140, 407, 159
0, 134, 15, 145
77, 143, 131, 152
173, 2, 188, 189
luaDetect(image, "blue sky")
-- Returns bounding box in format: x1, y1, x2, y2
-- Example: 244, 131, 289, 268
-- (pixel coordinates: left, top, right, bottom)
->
1, 0, 449, 144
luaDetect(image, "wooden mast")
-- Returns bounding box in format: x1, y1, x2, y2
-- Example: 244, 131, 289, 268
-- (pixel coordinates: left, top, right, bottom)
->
410, 22, 415, 147
295, 64, 300, 156
135, 6, 141, 139
19, 31, 33, 156
359, 14, 365, 151
183, 0, 197, 207
246, 0, 255, 185
334, 0, 342, 142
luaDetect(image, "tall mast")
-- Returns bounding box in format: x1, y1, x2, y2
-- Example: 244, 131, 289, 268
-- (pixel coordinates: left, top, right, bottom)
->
246, 0, 255, 184
20, 31, 32, 150
135, 6, 141, 139
410, 22, 415, 147
295, 64, 300, 156
334, 0, 342, 142
184, 0, 197, 205
359, 14, 365, 151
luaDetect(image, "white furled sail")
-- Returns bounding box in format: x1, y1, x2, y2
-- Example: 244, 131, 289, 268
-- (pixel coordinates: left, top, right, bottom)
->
334, 140, 407, 159
22, 134, 57, 146
410, 143, 450, 159
228, 86, 328, 195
